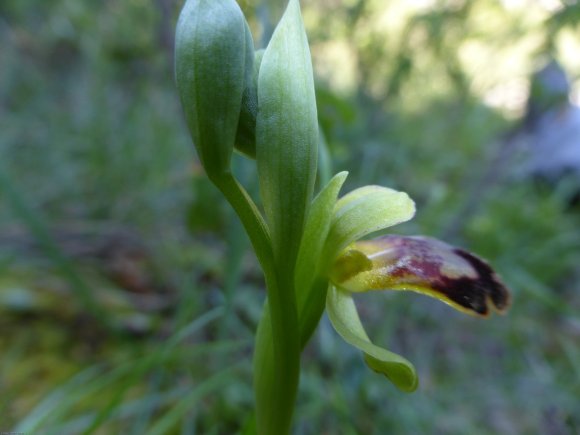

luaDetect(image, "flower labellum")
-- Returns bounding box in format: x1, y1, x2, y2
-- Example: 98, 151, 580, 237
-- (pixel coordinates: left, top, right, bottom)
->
332, 235, 511, 316
326, 218, 511, 392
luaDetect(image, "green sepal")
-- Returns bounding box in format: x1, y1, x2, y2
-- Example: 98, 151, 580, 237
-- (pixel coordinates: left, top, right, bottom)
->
326, 286, 418, 392
256, 0, 318, 267
295, 171, 348, 299
294, 172, 348, 347
235, 49, 264, 159
175, 0, 253, 179
322, 186, 415, 268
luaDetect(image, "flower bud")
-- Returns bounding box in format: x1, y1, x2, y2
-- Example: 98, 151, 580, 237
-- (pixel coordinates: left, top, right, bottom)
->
175, 0, 254, 179
234, 49, 264, 159
256, 0, 318, 267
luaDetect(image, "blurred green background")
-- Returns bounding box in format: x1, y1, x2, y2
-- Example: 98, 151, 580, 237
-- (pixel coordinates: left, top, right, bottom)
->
1, 0, 580, 433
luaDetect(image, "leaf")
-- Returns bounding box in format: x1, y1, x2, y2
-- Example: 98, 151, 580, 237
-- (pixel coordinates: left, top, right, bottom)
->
332, 235, 511, 317
256, 0, 318, 268
322, 186, 415, 267
326, 286, 418, 392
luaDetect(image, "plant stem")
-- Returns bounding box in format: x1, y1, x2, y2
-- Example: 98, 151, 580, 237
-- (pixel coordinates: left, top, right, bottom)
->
212, 173, 301, 435
253, 278, 300, 435
211, 173, 273, 275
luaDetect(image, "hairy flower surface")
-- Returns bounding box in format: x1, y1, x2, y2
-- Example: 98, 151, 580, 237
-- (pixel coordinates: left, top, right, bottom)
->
322, 187, 511, 391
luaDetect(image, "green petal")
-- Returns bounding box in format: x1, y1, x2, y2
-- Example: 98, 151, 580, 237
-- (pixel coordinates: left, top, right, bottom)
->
332, 235, 511, 317
322, 186, 415, 268
326, 286, 418, 392
256, 0, 318, 267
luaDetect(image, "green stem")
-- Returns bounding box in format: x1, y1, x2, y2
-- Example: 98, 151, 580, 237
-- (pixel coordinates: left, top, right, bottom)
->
211, 173, 301, 435
211, 173, 273, 275
251, 276, 328, 435
253, 283, 300, 435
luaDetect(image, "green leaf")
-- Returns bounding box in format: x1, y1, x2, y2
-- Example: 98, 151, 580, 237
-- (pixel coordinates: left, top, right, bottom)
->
175, 0, 253, 179
256, 0, 318, 268
322, 186, 415, 268
326, 286, 418, 392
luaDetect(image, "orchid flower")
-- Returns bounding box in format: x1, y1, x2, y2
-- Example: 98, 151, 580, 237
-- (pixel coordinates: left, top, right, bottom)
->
175, 0, 511, 432
295, 177, 510, 392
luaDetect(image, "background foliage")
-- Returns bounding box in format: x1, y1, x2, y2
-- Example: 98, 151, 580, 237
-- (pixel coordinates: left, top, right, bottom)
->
1, 0, 580, 433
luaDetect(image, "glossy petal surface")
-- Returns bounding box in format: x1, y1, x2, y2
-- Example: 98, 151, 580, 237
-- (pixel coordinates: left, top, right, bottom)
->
331, 235, 511, 316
